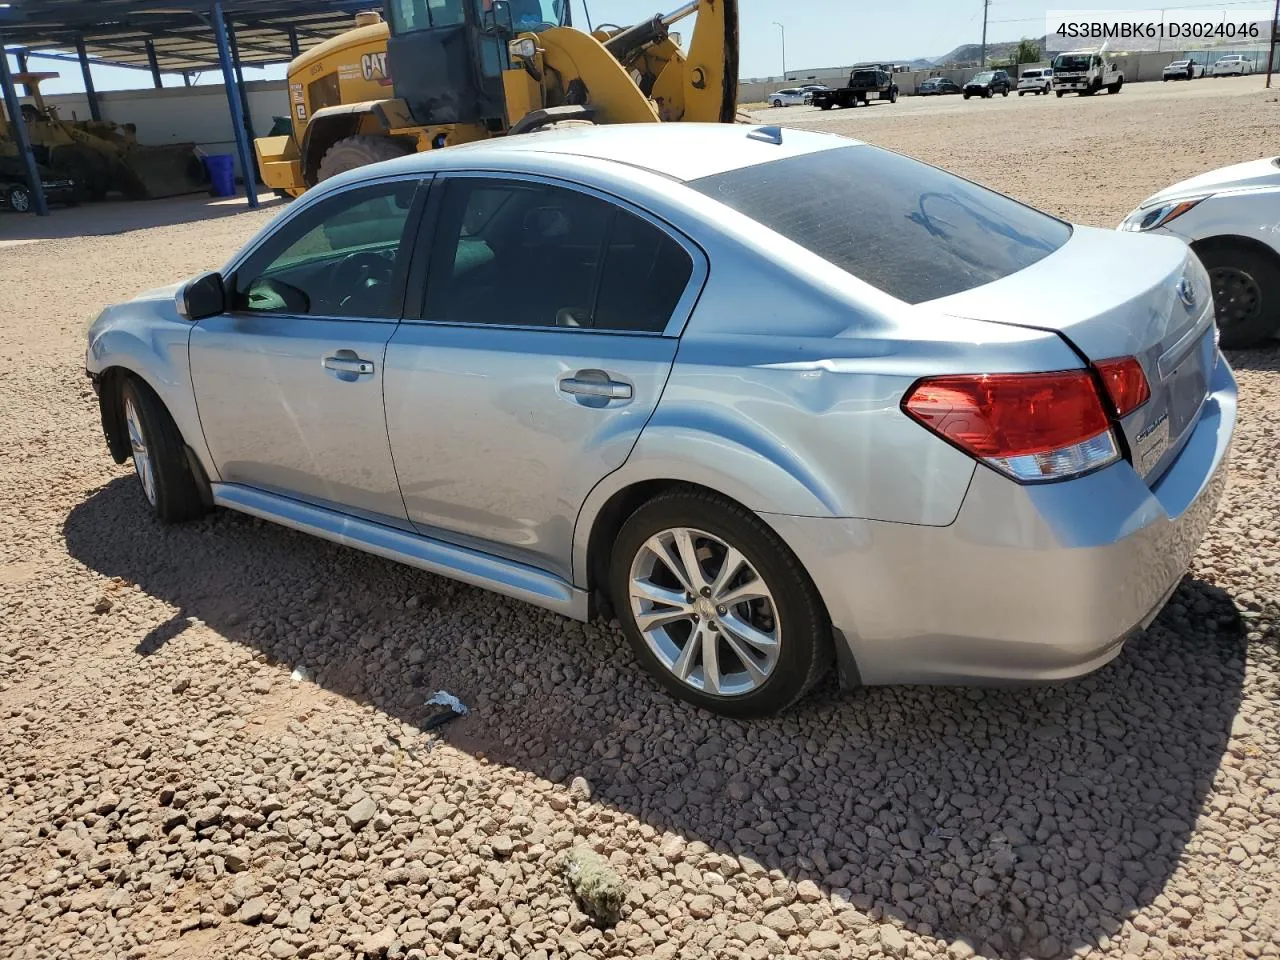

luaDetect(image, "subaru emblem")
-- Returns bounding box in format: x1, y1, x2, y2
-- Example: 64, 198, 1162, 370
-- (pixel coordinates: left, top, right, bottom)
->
1176, 278, 1197, 310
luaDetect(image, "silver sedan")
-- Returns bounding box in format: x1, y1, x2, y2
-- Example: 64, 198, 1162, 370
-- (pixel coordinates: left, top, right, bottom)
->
86, 124, 1236, 717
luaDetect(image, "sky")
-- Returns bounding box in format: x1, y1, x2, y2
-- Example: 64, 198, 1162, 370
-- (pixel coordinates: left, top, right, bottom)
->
5, 0, 1271, 94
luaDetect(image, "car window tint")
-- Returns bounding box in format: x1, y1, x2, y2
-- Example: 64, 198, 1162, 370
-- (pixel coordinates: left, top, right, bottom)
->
235, 181, 417, 319
422, 178, 691, 333
689, 145, 1071, 304
595, 210, 693, 333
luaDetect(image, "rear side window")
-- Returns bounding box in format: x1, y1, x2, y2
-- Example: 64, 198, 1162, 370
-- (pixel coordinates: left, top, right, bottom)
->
689, 145, 1071, 304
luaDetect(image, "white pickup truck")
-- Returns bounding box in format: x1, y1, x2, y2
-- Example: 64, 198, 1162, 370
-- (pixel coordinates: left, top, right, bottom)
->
1051, 51, 1124, 96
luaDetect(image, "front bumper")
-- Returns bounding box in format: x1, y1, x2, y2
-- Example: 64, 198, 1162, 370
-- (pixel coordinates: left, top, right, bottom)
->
764, 356, 1237, 686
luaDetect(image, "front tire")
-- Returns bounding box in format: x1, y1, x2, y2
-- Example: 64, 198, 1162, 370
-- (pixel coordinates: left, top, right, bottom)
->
610, 489, 832, 718
119, 378, 207, 523
1056, 90, 1065, 97
6, 184, 32, 213
317, 135, 414, 183
1197, 242, 1280, 349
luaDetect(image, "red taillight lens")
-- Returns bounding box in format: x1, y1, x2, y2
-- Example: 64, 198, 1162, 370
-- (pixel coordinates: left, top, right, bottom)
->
903, 371, 1119, 482
1093, 356, 1150, 417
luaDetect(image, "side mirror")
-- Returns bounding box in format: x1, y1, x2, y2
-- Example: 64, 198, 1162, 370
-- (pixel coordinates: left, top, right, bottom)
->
176, 271, 227, 321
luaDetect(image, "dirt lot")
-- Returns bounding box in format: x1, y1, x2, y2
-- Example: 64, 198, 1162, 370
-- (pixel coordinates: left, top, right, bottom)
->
1, 77, 1278, 960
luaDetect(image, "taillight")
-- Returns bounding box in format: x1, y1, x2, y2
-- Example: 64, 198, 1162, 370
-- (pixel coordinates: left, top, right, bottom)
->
902, 370, 1118, 482
1093, 356, 1150, 417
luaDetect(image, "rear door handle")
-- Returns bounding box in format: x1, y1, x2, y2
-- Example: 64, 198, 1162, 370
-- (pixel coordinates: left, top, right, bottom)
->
558, 375, 632, 400
323, 355, 374, 376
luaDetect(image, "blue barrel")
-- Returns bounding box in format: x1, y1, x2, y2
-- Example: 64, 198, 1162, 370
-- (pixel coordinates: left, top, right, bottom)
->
205, 154, 236, 197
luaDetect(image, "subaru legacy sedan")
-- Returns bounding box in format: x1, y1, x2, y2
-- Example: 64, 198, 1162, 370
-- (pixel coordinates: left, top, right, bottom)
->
86, 124, 1235, 718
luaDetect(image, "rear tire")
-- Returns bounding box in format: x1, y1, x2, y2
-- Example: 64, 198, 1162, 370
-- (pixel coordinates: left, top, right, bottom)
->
1108, 78, 1123, 94
609, 488, 832, 718
1056, 90, 1065, 97
317, 135, 414, 183
1196, 242, 1280, 349
119, 377, 207, 524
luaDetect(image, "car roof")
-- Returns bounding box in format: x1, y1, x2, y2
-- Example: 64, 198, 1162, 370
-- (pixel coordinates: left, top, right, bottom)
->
364, 123, 860, 184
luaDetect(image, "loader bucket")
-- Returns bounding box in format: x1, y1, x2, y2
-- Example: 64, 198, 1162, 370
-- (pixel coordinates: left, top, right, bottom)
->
121, 144, 208, 199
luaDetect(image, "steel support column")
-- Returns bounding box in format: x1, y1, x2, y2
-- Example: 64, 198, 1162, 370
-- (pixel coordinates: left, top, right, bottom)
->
16, 51, 28, 74
225, 17, 259, 185
145, 40, 163, 89
0, 43, 49, 215
287, 26, 300, 59
211, 0, 259, 208
74, 34, 101, 121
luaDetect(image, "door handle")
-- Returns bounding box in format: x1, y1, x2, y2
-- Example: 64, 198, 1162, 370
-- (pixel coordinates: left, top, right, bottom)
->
323, 355, 374, 376
558, 375, 632, 400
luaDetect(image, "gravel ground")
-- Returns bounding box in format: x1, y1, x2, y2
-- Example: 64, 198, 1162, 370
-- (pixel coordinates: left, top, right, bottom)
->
2, 78, 1279, 960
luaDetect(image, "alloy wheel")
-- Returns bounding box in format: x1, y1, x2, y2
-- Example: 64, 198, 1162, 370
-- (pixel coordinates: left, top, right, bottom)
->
124, 396, 157, 506
628, 527, 780, 697
9, 187, 31, 213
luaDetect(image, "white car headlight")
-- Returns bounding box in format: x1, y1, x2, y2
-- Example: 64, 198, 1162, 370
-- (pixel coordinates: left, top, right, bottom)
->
1119, 196, 1208, 232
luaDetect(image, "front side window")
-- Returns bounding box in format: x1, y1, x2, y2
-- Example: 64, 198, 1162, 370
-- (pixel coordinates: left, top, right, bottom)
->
473, 0, 568, 32
689, 145, 1071, 305
235, 180, 419, 319
420, 178, 692, 332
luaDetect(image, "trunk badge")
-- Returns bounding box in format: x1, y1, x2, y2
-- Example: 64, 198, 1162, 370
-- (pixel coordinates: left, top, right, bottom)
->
1176, 278, 1197, 310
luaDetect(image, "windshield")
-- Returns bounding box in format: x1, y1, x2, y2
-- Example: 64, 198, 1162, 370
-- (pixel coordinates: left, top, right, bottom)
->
390, 0, 467, 30
1053, 54, 1090, 71
689, 145, 1072, 305
973, 71, 994, 82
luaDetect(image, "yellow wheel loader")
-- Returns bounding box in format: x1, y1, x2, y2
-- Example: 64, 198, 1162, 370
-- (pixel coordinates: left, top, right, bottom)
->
0, 73, 206, 201
255, 0, 739, 197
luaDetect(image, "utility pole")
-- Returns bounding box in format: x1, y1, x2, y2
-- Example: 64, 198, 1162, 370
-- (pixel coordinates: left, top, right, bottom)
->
772, 21, 786, 79
980, 0, 990, 66
1268, 0, 1278, 88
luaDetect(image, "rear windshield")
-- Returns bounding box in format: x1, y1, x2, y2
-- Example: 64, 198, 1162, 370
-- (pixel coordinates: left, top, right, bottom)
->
1022, 70, 1042, 77
689, 145, 1072, 304
852, 71, 878, 82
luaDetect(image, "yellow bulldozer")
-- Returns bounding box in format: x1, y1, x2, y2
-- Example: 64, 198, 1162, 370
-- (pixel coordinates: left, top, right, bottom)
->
255, 0, 739, 197
0, 72, 207, 201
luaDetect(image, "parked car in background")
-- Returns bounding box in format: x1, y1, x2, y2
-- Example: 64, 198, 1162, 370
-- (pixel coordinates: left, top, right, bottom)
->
1211, 56, 1252, 76
1162, 59, 1204, 80
919, 77, 962, 96
768, 88, 809, 107
1121, 156, 1280, 347
1017, 68, 1053, 95
86, 124, 1235, 717
0, 159, 78, 213
799, 84, 829, 96
964, 70, 1011, 98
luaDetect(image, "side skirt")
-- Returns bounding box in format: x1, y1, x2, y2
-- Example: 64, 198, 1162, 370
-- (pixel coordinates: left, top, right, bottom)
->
211, 483, 590, 621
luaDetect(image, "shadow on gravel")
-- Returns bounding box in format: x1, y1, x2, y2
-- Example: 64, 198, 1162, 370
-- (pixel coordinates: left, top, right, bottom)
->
65, 476, 1248, 959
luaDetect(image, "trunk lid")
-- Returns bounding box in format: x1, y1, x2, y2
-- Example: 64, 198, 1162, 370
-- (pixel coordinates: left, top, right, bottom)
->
925, 226, 1216, 483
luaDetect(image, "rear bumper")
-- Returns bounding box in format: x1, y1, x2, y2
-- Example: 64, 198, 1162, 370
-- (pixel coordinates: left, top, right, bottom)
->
763, 356, 1237, 685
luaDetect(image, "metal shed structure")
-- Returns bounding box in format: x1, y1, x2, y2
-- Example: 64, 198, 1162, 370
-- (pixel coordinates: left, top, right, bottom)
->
0, 0, 374, 214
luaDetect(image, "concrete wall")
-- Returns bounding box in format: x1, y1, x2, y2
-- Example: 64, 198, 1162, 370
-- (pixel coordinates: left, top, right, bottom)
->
24, 80, 291, 179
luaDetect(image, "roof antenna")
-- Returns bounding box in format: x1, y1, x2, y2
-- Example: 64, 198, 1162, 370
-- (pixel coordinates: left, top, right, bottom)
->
747, 125, 783, 144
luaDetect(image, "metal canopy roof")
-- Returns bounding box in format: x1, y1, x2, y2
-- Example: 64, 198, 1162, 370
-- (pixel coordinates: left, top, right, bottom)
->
0, 1, 377, 72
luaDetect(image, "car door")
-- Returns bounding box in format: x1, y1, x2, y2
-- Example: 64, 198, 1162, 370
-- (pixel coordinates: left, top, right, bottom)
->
382, 173, 706, 580
189, 177, 426, 526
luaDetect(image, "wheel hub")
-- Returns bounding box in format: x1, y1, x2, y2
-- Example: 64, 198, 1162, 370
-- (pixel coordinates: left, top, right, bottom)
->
1209, 265, 1262, 328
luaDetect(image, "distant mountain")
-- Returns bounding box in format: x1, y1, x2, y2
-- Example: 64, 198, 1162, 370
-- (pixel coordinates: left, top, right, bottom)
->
926, 36, 1049, 67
